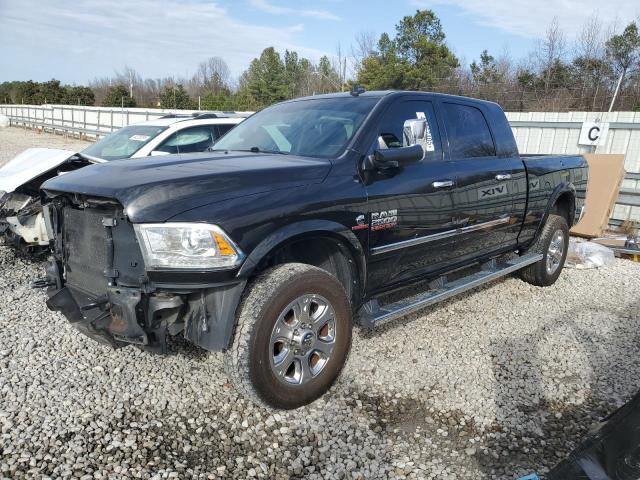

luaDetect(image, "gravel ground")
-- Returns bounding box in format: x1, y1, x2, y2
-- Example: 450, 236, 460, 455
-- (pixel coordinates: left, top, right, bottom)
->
1, 127, 640, 479
0, 127, 90, 167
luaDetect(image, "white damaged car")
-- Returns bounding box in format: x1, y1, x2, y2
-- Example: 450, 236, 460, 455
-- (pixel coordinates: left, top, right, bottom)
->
0, 113, 247, 251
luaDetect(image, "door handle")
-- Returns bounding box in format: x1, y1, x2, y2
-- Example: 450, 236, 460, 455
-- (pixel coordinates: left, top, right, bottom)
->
495, 173, 512, 181
432, 180, 454, 188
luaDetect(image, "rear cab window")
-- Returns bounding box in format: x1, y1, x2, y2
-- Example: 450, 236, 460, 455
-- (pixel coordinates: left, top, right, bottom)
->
441, 103, 496, 159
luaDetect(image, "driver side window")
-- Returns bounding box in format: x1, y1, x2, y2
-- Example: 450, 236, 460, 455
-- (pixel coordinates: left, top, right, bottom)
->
377, 100, 442, 161
155, 126, 215, 154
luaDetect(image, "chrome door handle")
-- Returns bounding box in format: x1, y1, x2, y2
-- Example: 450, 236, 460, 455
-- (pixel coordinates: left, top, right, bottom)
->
432, 180, 454, 188
495, 173, 512, 181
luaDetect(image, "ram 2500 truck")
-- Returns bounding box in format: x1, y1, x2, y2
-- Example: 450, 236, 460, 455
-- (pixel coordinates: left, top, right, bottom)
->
35, 90, 588, 409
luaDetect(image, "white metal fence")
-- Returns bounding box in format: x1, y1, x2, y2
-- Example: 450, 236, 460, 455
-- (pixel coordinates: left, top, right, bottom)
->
1, 105, 638, 227
507, 111, 640, 226
0, 104, 253, 138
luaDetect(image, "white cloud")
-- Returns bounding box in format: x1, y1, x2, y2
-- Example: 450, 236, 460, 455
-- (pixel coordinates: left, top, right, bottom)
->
412, 0, 639, 39
0, 0, 330, 83
249, 0, 341, 21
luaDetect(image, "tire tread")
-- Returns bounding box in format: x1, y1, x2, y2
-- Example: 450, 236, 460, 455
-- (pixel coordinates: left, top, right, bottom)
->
519, 214, 569, 286
223, 263, 349, 408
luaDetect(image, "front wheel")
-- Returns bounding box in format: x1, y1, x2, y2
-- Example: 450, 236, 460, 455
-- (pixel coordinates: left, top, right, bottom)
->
519, 213, 569, 286
224, 263, 352, 409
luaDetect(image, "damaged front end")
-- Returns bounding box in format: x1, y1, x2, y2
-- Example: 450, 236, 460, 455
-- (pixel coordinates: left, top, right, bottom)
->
0, 149, 93, 250
35, 193, 246, 353
0, 192, 49, 248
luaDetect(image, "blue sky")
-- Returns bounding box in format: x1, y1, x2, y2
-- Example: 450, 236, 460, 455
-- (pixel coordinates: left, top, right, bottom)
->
0, 0, 638, 85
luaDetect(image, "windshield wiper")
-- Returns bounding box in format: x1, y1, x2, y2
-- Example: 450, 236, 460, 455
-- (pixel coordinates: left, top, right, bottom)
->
249, 146, 288, 155
209, 147, 288, 155
76, 152, 105, 163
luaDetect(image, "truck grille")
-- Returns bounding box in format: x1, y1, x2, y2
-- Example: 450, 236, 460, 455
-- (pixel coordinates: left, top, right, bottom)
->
61, 203, 146, 297
63, 207, 110, 296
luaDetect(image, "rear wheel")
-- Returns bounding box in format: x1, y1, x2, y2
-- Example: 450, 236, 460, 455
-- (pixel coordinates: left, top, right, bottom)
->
519, 213, 569, 286
224, 263, 352, 409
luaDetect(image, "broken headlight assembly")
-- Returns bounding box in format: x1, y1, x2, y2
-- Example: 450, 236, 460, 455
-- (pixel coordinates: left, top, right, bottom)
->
0, 192, 34, 214
134, 223, 245, 270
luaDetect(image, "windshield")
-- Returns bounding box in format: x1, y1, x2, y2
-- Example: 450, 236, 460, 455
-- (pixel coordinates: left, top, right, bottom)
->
82, 125, 167, 161
213, 96, 379, 158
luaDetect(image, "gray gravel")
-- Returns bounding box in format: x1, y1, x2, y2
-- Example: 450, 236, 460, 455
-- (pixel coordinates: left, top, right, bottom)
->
0, 127, 90, 167
2, 248, 639, 479
1, 128, 640, 479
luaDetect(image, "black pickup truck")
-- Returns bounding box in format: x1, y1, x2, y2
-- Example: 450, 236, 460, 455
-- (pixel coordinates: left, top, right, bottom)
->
36, 90, 588, 409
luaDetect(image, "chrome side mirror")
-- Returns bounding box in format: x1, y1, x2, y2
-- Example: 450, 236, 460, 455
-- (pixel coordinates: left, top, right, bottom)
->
403, 118, 427, 146
403, 118, 434, 159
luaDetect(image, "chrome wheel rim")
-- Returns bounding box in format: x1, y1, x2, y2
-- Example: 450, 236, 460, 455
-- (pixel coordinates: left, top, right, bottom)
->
546, 229, 565, 275
269, 294, 336, 386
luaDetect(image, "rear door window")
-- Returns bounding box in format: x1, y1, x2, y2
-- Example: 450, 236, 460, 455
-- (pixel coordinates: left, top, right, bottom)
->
155, 126, 215, 154
442, 103, 496, 158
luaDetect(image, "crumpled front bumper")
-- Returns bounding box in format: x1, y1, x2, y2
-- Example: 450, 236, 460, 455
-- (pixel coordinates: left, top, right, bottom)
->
41, 260, 246, 353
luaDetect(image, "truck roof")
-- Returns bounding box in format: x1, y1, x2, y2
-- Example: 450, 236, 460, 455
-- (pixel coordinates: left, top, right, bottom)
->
283, 90, 501, 108
133, 113, 251, 128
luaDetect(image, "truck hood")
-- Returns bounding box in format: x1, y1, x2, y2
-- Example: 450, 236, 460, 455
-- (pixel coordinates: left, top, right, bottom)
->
0, 148, 77, 193
42, 151, 332, 222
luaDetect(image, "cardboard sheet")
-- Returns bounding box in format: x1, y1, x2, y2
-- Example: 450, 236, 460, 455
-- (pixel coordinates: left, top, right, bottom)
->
570, 154, 626, 238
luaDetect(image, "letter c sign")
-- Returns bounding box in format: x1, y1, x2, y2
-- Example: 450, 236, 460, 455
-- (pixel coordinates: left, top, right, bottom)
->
579, 122, 609, 146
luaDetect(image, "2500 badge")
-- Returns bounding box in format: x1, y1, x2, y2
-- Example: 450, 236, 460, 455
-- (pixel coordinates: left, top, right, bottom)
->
371, 209, 398, 231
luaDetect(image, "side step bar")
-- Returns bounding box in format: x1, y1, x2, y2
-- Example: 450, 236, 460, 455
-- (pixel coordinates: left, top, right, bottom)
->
358, 253, 543, 329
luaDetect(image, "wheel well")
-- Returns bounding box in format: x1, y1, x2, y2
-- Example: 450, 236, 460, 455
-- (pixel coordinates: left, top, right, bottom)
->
553, 192, 574, 226
254, 235, 359, 304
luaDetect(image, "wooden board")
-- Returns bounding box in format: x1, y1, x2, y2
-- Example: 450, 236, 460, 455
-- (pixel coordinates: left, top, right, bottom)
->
571, 154, 626, 238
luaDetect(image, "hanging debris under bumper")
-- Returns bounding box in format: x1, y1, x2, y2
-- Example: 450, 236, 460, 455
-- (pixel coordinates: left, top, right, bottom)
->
41, 266, 246, 353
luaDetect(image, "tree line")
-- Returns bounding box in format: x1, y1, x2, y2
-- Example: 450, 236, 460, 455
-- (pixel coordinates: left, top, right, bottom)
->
1, 10, 639, 112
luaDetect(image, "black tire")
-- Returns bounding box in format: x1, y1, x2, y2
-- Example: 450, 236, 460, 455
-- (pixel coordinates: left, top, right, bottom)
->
224, 263, 352, 409
519, 213, 569, 286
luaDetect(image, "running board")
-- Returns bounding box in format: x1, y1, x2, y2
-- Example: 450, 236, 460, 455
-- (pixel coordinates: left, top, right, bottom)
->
358, 253, 543, 329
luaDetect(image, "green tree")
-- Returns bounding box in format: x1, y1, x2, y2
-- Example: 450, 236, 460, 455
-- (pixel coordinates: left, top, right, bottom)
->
606, 22, 640, 104
200, 92, 235, 110
38, 79, 65, 104
516, 68, 536, 111
102, 85, 136, 107
357, 33, 408, 90
471, 50, 500, 85
240, 47, 288, 107
357, 9, 459, 90
316, 55, 341, 93
159, 83, 194, 109
283, 50, 305, 97
14, 80, 40, 104
537, 59, 572, 90
63, 86, 95, 105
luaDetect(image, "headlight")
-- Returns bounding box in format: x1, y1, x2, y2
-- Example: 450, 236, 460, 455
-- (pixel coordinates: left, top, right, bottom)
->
134, 223, 245, 270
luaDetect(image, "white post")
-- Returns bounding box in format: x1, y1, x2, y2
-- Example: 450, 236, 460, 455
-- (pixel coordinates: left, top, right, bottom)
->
608, 71, 624, 113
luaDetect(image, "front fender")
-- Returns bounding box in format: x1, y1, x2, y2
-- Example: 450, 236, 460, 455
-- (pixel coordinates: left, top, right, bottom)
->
237, 219, 367, 290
